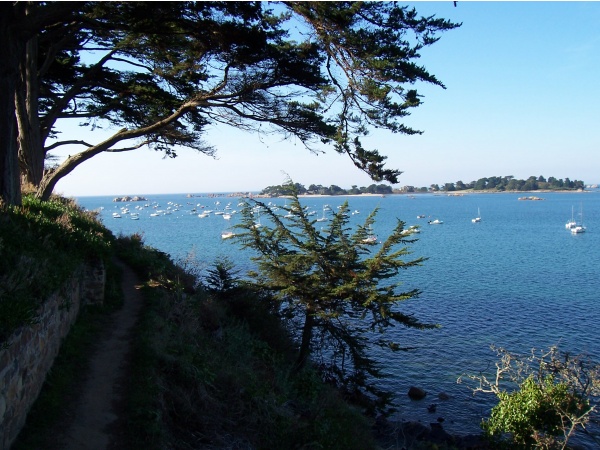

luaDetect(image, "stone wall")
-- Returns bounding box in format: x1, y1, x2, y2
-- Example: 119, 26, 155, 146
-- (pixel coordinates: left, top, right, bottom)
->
0, 260, 105, 450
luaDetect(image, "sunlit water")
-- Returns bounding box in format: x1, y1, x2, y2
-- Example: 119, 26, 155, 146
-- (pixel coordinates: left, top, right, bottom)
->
77, 191, 600, 446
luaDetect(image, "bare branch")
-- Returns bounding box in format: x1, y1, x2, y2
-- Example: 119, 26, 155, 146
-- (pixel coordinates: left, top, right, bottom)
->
105, 140, 151, 153
44, 140, 93, 151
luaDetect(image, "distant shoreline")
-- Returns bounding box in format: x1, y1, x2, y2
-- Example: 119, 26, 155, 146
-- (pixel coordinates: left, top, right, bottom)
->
75, 188, 595, 200
428, 189, 591, 195
290, 193, 386, 198
276, 189, 592, 199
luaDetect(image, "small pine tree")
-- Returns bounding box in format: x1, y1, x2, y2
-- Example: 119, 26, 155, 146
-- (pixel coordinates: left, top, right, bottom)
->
231, 183, 436, 412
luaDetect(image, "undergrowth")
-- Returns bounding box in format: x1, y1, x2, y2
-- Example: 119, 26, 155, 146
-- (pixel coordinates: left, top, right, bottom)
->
115, 234, 377, 449
0, 194, 113, 342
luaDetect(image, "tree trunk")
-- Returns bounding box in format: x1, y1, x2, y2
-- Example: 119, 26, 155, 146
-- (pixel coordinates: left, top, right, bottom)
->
36, 127, 128, 200
37, 150, 93, 201
0, 4, 23, 206
294, 307, 315, 373
17, 29, 44, 187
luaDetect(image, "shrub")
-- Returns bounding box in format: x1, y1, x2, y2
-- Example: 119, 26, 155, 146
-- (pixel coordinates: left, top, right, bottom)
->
460, 345, 600, 449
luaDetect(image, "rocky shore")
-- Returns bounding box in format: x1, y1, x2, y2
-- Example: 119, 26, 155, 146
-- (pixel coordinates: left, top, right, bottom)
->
374, 417, 491, 450
112, 195, 148, 202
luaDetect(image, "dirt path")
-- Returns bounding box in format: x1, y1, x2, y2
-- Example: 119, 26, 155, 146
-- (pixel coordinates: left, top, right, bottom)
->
57, 260, 143, 450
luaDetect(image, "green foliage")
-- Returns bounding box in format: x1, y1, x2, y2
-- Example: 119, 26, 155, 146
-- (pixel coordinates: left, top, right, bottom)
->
119, 237, 376, 449
203, 256, 240, 296
437, 175, 586, 193
261, 181, 394, 196
460, 345, 600, 450
114, 232, 196, 293
232, 181, 434, 413
0, 194, 113, 342
484, 376, 586, 448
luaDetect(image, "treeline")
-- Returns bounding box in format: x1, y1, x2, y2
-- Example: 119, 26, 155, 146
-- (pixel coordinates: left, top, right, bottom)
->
260, 175, 585, 197
404, 175, 585, 193
430, 176, 584, 192
260, 183, 394, 196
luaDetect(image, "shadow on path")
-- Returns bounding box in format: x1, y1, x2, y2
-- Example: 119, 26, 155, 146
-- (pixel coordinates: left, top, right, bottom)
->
59, 259, 143, 450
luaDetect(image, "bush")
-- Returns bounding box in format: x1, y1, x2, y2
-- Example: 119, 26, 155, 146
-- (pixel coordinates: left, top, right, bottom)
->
460, 345, 600, 449
484, 375, 586, 448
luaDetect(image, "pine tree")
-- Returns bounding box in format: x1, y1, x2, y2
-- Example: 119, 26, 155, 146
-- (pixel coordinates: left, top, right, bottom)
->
232, 182, 437, 411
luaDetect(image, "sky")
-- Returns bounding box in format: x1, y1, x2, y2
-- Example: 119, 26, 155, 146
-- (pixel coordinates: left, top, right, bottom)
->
52, 1, 600, 197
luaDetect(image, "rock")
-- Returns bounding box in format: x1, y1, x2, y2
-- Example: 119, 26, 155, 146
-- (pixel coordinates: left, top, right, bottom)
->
113, 195, 148, 202
429, 422, 454, 445
454, 433, 492, 449
438, 392, 450, 401
408, 386, 427, 400
401, 421, 430, 440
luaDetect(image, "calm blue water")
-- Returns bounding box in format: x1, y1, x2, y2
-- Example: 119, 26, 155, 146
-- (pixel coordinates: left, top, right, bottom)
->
77, 191, 600, 444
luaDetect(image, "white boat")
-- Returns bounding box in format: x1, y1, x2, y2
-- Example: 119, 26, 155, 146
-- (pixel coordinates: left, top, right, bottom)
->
570, 204, 586, 234
428, 219, 443, 225
362, 225, 378, 243
316, 206, 329, 222
472, 208, 481, 223
198, 212, 209, 219
252, 210, 262, 229
112, 213, 121, 219
401, 225, 420, 235
223, 214, 232, 220
221, 230, 236, 239
565, 206, 577, 229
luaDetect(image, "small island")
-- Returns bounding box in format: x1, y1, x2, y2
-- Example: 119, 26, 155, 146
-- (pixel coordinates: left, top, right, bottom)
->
258, 175, 588, 197
112, 196, 148, 202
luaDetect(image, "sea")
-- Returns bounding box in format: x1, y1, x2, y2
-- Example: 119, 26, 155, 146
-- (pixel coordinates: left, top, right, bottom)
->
76, 190, 600, 446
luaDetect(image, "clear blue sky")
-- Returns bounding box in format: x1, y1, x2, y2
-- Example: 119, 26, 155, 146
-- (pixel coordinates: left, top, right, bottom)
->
53, 1, 600, 197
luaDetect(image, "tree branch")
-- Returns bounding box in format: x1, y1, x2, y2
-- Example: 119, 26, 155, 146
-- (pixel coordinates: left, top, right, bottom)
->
41, 49, 117, 142
45, 139, 92, 151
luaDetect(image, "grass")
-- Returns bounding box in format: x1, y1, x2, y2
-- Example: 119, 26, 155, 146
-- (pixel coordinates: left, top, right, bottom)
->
0, 194, 113, 342
114, 234, 378, 449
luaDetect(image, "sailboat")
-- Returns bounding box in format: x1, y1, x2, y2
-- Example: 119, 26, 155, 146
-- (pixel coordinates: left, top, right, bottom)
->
316, 205, 329, 222
221, 230, 236, 239
361, 225, 378, 243
252, 209, 262, 229
565, 206, 577, 229
472, 207, 481, 223
570, 204, 586, 234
